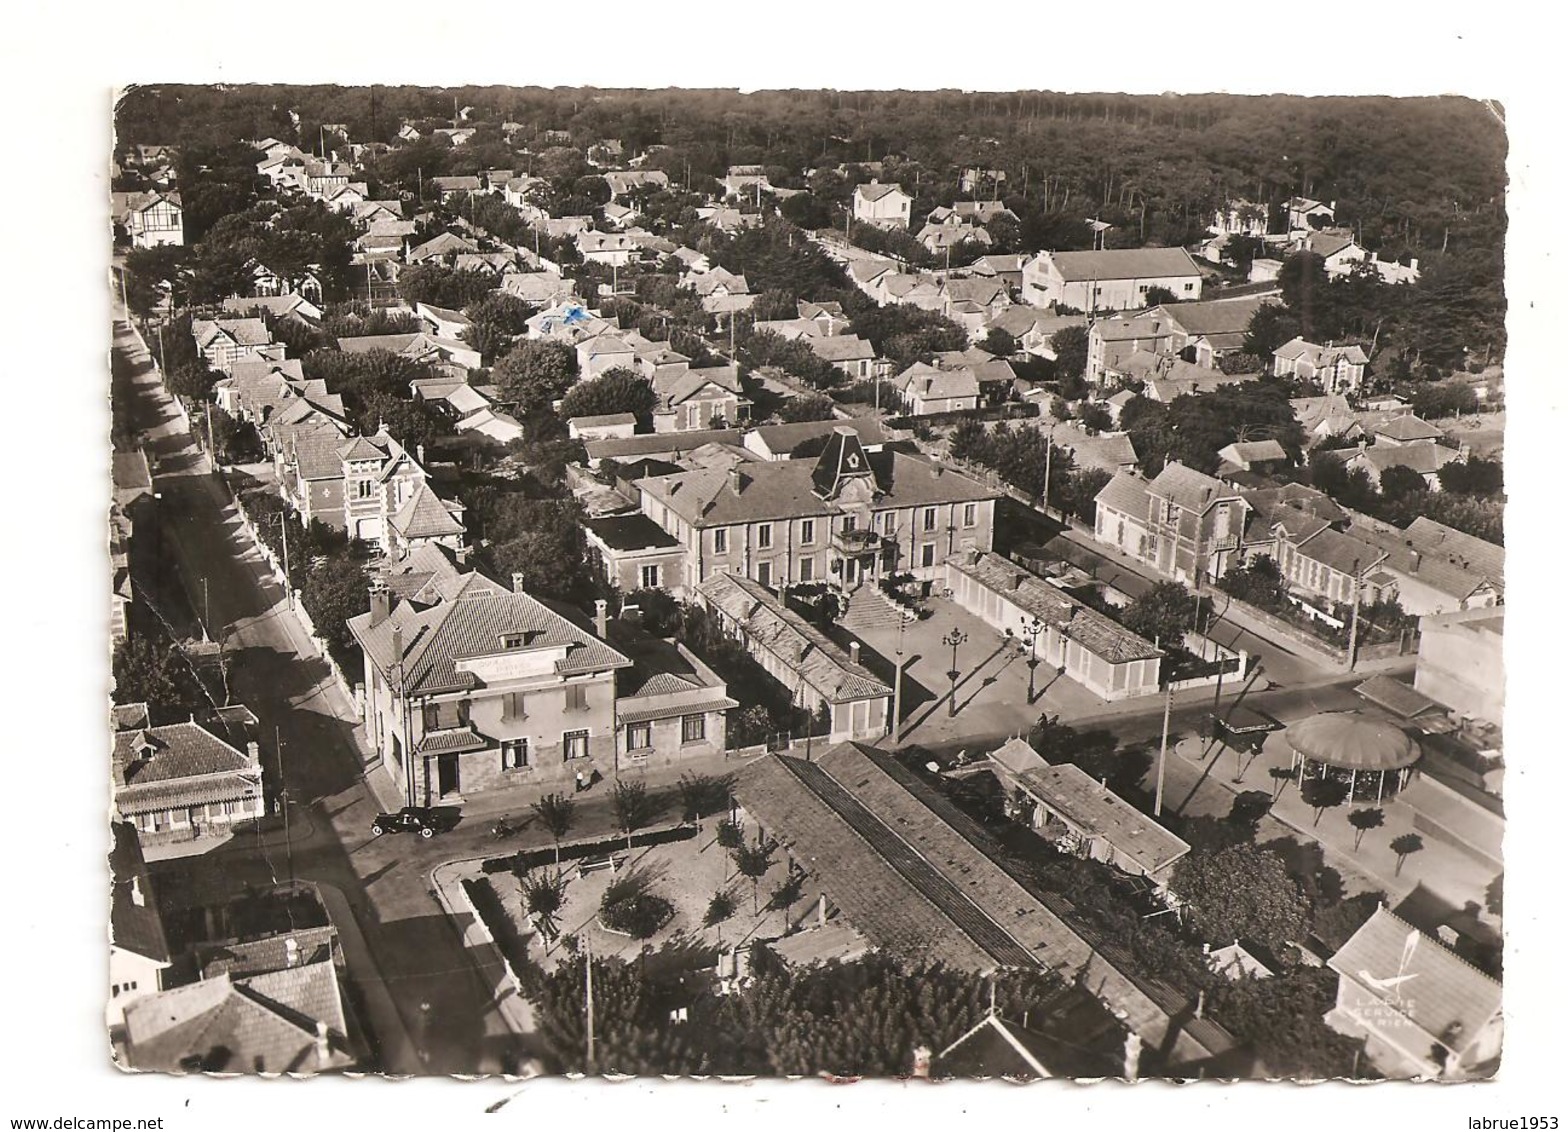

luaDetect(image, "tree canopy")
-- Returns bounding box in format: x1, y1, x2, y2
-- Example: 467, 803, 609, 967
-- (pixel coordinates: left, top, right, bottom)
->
1172, 843, 1313, 954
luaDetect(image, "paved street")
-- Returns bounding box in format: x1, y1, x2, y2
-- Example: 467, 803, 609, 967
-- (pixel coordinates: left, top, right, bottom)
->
115, 307, 529, 1075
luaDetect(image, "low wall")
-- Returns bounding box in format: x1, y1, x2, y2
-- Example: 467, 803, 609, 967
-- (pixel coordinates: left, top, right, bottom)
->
1217, 596, 1346, 666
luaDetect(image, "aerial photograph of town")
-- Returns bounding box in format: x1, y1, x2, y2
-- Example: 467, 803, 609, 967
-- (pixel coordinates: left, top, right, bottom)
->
100, 77, 1513, 1093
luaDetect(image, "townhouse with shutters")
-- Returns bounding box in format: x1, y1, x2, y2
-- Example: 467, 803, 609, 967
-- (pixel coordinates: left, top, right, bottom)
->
348, 571, 734, 806
1093, 463, 1248, 586
628, 427, 999, 595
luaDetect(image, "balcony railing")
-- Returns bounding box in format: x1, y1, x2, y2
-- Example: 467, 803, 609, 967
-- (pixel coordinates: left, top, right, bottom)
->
831, 527, 887, 555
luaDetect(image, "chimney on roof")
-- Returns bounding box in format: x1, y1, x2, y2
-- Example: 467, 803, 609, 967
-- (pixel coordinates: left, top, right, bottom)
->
285, 938, 300, 968
911, 1045, 932, 1080
391, 624, 403, 665
416, 443, 426, 465
594, 599, 609, 638
130, 875, 145, 908
246, 740, 260, 765
849, 641, 861, 666
512, 572, 527, 593
1411, 551, 1421, 570
314, 1020, 331, 1064
729, 468, 748, 495
369, 583, 390, 628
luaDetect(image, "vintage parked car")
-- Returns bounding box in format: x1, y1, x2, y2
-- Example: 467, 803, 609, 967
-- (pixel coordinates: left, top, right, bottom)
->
371, 807, 438, 838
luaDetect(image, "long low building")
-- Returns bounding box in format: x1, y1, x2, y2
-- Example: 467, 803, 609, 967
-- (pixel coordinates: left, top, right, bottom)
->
944, 551, 1163, 701
732, 743, 1234, 1072
697, 571, 891, 742
988, 739, 1190, 888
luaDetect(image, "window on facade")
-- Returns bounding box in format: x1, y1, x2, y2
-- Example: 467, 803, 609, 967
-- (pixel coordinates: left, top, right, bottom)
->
883, 511, 897, 535
501, 633, 524, 649
640, 564, 661, 589
800, 519, 815, 544
713, 528, 728, 554
757, 524, 773, 549
563, 730, 590, 760
681, 714, 706, 743
799, 557, 814, 582
626, 721, 652, 750
502, 738, 529, 769
502, 692, 526, 720
922, 507, 937, 532
963, 503, 977, 527
1184, 283, 1196, 292
757, 561, 772, 587
920, 544, 935, 568
564, 685, 588, 713
423, 699, 469, 731
356, 479, 373, 499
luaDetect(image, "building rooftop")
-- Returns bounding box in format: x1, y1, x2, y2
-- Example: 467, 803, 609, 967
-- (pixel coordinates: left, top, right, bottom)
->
698, 572, 891, 704
1012, 762, 1191, 877
1038, 247, 1201, 283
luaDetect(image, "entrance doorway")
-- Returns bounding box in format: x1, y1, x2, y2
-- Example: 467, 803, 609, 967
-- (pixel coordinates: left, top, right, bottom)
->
437, 753, 460, 798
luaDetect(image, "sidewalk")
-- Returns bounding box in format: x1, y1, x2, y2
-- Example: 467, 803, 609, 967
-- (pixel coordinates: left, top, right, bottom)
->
1154, 730, 1498, 913
429, 860, 537, 1042
314, 881, 423, 1075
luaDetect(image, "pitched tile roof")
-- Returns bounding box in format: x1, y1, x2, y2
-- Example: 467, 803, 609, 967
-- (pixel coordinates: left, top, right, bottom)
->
1351, 517, 1503, 599
389, 482, 466, 540
348, 579, 631, 695
731, 744, 1230, 1060
948, 552, 1164, 663
698, 573, 891, 703
640, 450, 994, 527
113, 722, 254, 787
1011, 762, 1190, 875
745, 416, 887, 455
1037, 248, 1201, 283
1095, 470, 1153, 517
1373, 415, 1443, 443
195, 925, 339, 979
1353, 440, 1460, 477
1155, 296, 1274, 338
1291, 525, 1387, 577
855, 182, 908, 203
893, 361, 980, 402
110, 821, 171, 964
1327, 907, 1501, 1057
122, 961, 352, 1073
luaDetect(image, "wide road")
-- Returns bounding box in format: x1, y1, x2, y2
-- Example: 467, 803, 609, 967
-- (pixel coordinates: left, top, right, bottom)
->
113, 307, 533, 1075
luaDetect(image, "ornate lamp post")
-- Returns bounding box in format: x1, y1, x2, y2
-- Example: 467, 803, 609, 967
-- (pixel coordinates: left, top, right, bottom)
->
1019, 615, 1045, 704
942, 627, 968, 718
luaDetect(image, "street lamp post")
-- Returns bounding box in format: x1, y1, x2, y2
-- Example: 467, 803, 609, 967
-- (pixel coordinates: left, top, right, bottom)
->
1019, 615, 1044, 704
942, 627, 968, 718
891, 609, 913, 743
272, 512, 293, 606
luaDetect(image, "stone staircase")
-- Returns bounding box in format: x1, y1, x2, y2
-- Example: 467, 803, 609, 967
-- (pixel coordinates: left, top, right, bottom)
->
842, 586, 913, 636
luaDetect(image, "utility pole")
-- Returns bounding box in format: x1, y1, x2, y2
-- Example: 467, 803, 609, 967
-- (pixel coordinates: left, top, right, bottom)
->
276, 512, 293, 604
202, 577, 211, 642
584, 937, 596, 1072
1346, 558, 1364, 673
276, 725, 293, 884
1042, 423, 1056, 518
1154, 636, 1171, 817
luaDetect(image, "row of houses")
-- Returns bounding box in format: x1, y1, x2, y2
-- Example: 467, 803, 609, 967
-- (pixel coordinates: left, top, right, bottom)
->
1092, 461, 1502, 618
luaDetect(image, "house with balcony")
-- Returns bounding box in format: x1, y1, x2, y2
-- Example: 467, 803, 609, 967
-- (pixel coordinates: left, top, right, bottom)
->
1093, 463, 1248, 586
1023, 248, 1203, 313
697, 571, 891, 742
334, 428, 465, 553
852, 181, 913, 230
635, 425, 998, 591
348, 570, 735, 804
